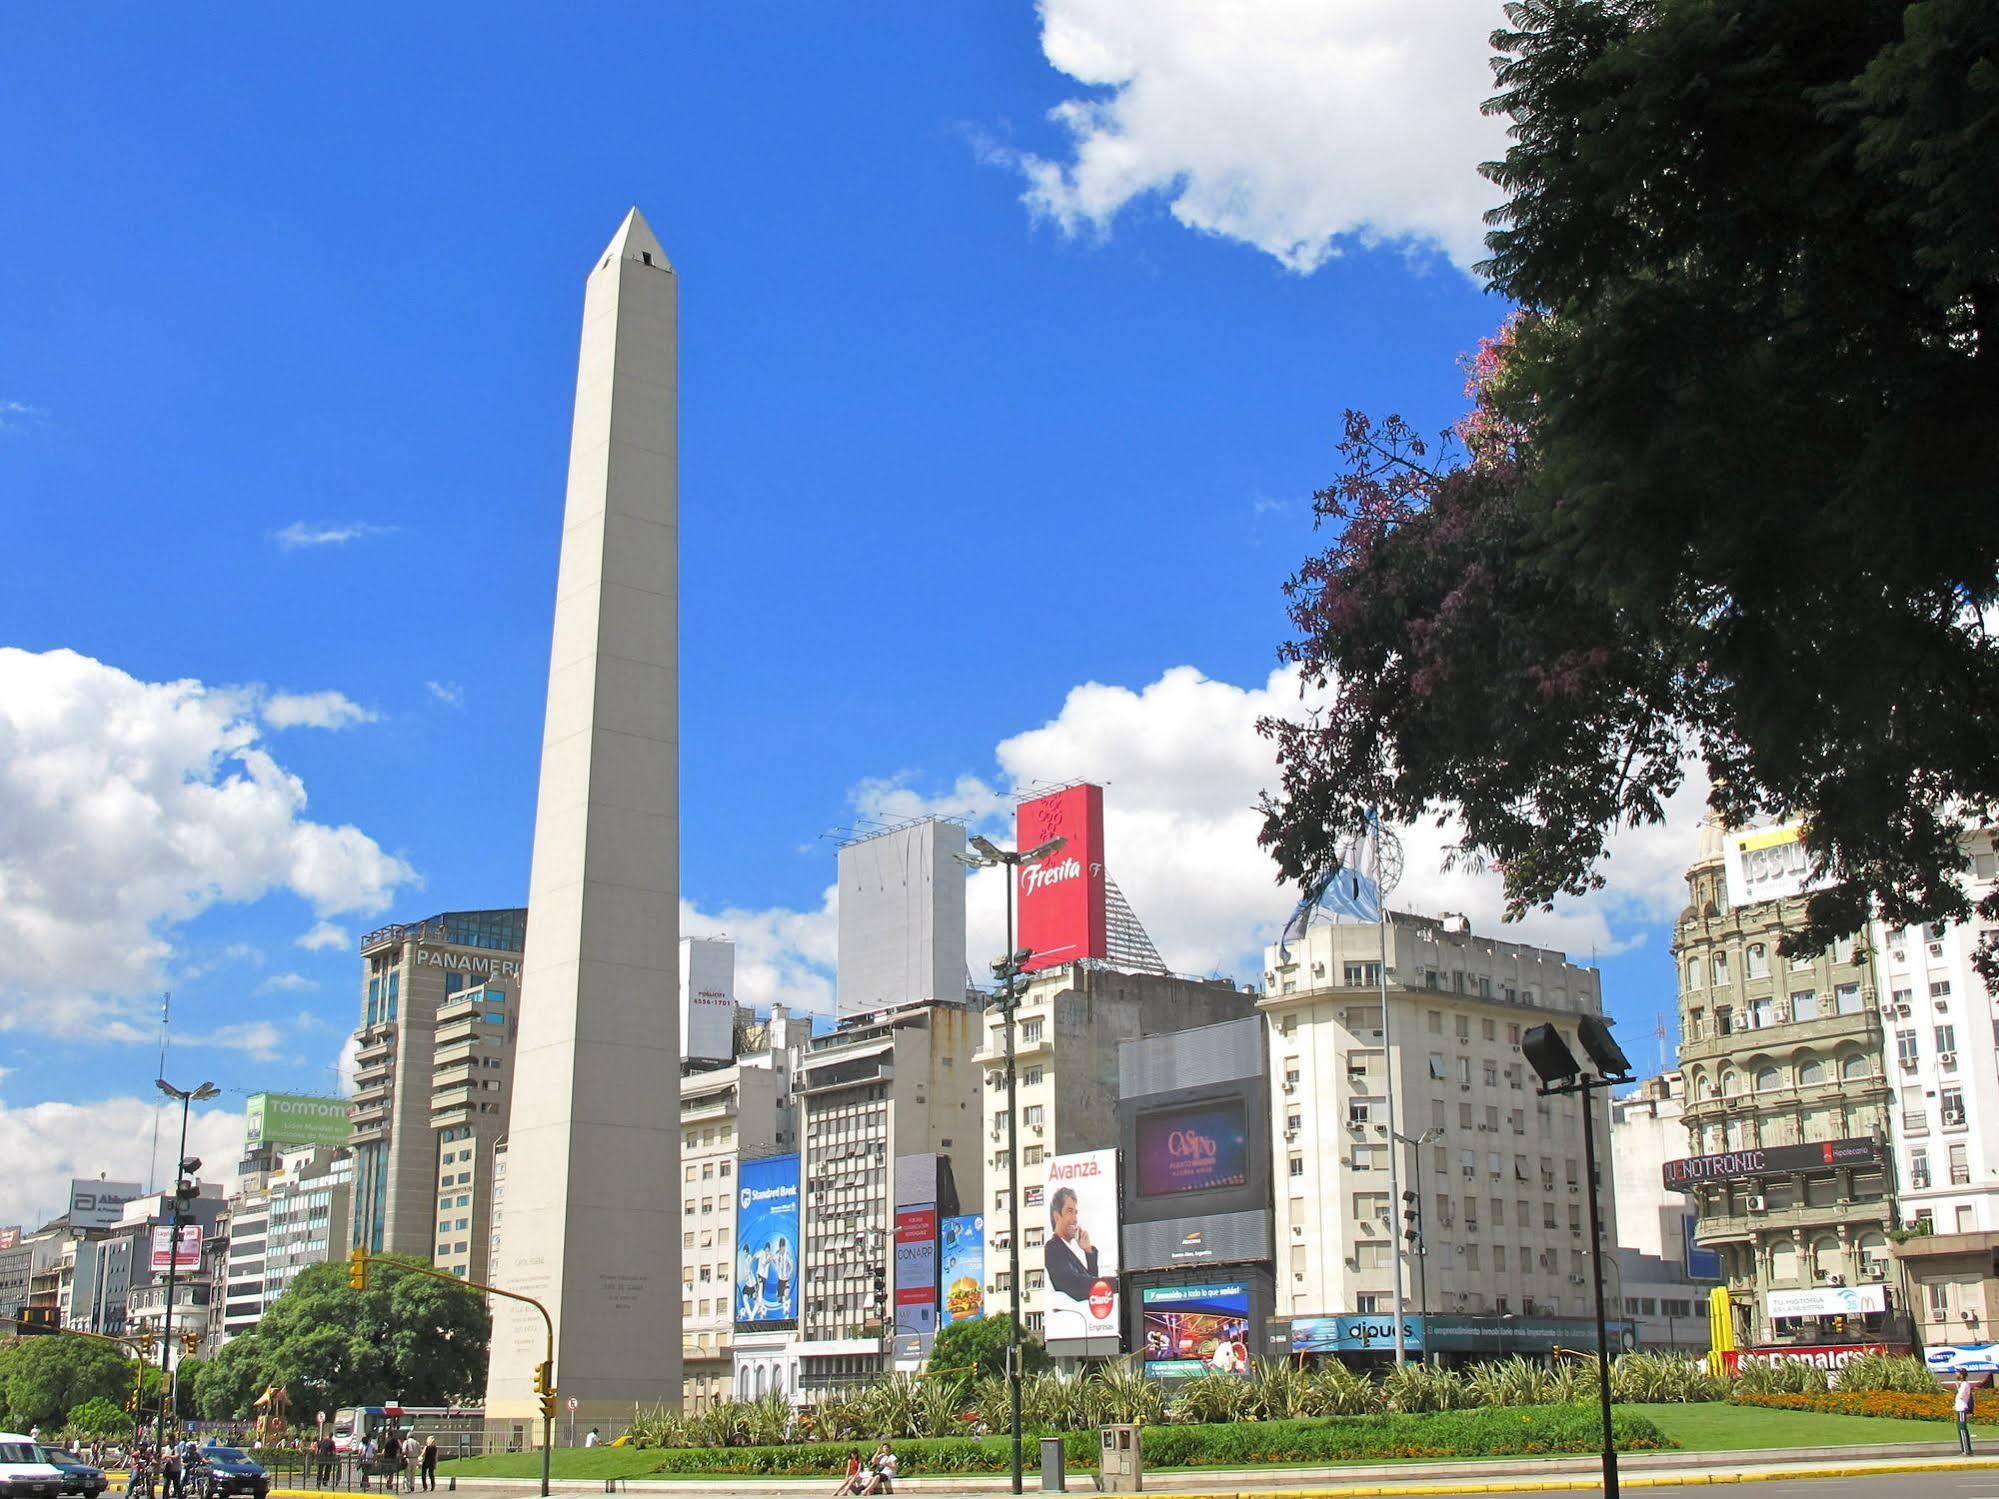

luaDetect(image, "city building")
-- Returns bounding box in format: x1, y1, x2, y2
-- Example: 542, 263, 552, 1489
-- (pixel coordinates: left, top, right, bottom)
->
1118, 1016, 1274, 1378
1670, 819, 1906, 1357
835, 819, 968, 1018
1610, 1073, 1714, 1353
221, 1146, 353, 1340
349, 907, 526, 1262
790, 999, 982, 1394
113, 1185, 228, 1358
680, 1005, 808, 1410
978, 964, 1257, 1354
1262, 910, 1627, 1362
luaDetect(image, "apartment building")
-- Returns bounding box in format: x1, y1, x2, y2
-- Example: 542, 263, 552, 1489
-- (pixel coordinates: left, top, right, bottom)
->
975, 963, 1257, 1354
790, 1000, 981, 1393
1671, 820, 1904, 1354
1610, 1074, 1713, 1353
349, 908, 525, 1266
1261, 912, 1621, 1359
680, 1005, 807, 1410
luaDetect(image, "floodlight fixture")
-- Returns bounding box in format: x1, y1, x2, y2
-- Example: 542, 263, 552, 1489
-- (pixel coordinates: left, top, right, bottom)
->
1521, 1024, 1581, 1086
969, 834, 1005, 862
1576, 1015, 1633, 1079
1020, 836, 1066, 864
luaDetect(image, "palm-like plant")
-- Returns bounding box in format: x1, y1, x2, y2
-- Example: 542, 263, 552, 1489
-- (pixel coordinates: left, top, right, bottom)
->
1171, 1373, 1248, 1424
1307, 1361, 1379, 1415
1090, 1359, 1167, 1425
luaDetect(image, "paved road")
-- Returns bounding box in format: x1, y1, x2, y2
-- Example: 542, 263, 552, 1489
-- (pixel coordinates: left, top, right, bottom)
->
1660, 1479, 1999, 1497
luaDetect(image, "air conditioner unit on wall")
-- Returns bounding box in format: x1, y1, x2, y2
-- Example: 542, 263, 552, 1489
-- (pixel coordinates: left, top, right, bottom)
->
1747, 1195, 1768, 1211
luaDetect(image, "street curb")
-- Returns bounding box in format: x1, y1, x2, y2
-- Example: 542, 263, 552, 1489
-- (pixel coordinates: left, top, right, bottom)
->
1206, 1457, 1999, 1497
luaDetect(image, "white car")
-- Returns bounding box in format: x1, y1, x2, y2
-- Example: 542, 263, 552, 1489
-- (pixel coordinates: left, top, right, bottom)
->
0, 1435, 65, 1499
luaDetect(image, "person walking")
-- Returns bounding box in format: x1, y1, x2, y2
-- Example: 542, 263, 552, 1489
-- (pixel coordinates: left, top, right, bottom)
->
358, 1437, 377, 1491
1955, 1372, 1979, 1455
418, 1437, 437, 1494
315, 1434, 336, 1489
158, 1446, 182, 1499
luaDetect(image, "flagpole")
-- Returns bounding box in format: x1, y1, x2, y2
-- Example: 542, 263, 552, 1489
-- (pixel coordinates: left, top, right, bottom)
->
1375, 815, 1409, 1367
149, 992, 171, 1191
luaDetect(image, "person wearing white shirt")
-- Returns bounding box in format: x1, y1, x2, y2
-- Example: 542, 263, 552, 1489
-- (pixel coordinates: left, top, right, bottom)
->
1955, 1374, 1978, 1455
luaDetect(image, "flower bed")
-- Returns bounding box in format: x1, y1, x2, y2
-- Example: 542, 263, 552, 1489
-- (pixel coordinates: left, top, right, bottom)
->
634, 1407, 1674, 1476
1730, 1390, 1999, 1424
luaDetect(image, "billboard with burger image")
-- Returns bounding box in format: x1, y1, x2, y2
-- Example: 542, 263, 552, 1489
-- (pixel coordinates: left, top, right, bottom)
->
940, 1213, 985, 1326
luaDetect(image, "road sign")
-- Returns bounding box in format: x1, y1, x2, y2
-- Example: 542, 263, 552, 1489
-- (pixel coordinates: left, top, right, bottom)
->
566, 1397, 577, 1411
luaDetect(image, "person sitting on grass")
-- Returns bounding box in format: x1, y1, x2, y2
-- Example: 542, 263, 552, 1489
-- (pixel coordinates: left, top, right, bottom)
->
857, 1443, 897, 1496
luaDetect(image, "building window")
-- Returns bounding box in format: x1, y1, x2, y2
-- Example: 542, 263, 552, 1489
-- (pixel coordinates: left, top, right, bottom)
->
1896, 1030, 1919, 1066
1746, 944, 1769, 979
1790, 989, 1818, 1022
1020, 1018, 1044, 1044
1935, 1024, 1958, 1059
1941, 1087, 1966, 1126
1344, 962, 1381, 987
1711, 953, 1729, 985
1948, 1142, 1970, 1185
1834, 982, 1862, 1015
1289, 1157, 1304, 1178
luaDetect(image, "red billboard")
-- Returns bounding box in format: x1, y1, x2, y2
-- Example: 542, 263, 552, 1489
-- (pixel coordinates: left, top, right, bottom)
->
1016, 784, 1107, 972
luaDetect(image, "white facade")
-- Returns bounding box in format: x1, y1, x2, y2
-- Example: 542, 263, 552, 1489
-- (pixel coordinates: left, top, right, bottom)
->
487, 206, 683, 1429
835, 821, 968, 1017
1262, 914, 1617, 1325
1875, 831, 1999, 1238
1610, 1074, 1711, 1352
681, 937, 738, 1065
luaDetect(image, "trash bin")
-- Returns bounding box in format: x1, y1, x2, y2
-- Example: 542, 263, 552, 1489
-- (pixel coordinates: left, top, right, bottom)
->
1039, 1435, 1066, 1492
1096, 1425, 1143, 1493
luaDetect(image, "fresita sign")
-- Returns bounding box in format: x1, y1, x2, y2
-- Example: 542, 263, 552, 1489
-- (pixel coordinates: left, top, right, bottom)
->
1017, 784, 1107, 972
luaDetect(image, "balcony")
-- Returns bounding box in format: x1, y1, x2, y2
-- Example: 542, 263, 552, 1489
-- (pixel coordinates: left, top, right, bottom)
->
681, 1089, 738, 1121
1693, 1198, 1894, 1245
1679, 1004, 1879, 1065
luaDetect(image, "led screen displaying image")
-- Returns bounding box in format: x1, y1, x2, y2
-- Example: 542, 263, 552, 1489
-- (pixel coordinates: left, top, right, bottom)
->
1134, 1099, 1251, 1198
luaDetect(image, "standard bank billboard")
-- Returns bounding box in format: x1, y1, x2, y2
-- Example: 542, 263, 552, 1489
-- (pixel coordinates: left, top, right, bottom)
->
733, 1154, 800, 1329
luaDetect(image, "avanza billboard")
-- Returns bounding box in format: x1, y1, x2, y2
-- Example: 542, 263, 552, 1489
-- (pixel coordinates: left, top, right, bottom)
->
1016, 785, 1107, 973
1043, 1148, 1120, 1343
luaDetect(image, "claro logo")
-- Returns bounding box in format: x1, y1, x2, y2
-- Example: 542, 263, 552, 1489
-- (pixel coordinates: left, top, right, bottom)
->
1021, 857, 1082, 895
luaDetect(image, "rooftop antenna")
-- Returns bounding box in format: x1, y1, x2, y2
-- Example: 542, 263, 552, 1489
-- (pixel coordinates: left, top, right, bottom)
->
1655, 1013, 1669, 1075
147, 991, 171, 1191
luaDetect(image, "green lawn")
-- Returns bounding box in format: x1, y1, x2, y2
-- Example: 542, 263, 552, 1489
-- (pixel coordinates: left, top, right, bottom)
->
1631, 1401, 1999, 1452
436, 1403, 1999, 1481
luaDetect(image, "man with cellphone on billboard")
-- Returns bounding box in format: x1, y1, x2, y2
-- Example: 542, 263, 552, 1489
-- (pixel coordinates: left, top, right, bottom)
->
1045, 1186, 1101, 1301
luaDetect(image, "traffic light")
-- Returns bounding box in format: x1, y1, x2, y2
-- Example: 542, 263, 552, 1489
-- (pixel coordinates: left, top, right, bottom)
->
348, 1247, 368, 1291
137, 1332, 157, 1357
538, 1394, 557, 1422
124, 1394, 138, 1414
1401, 1190, 1422, 1250
871, 1270, 887, 1319
532, 1360, 552, 1395
182, 1331, 200, 1357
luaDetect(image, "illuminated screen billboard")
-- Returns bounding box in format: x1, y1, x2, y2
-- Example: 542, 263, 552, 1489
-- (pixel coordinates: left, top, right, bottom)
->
1016, 785, 1108, 972
940, 1214, 986, 1326
1141, 1283, 1252, 1379
733, 1154, 800, 1329
1134, 1100, 1251, 1199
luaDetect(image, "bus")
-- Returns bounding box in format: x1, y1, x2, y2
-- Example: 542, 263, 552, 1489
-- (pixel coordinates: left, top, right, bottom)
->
329, 1407, 485, 1457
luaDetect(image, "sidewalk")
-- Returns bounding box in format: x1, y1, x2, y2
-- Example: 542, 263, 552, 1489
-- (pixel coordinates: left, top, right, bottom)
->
278, 1444, 1999, 1499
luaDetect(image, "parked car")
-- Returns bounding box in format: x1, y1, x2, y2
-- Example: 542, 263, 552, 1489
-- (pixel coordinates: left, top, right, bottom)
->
186, 1450, 266, 1499
33, 1450, 105, 1499
0, 1436, 65, 1499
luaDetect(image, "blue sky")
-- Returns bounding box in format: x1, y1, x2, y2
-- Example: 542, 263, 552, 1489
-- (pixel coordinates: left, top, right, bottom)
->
0, 2, 1697, 1223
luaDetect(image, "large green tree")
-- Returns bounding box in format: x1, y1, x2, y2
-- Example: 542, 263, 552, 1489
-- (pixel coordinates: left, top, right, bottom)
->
1262, 0, 1999, 958
0, 1337, 133, 1432
924, 1316, 1050, 1383
248, 1256, 489, 1414
192, 1335, 275, 1422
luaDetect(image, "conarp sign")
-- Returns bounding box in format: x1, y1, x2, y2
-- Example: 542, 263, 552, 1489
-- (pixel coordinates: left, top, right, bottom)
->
1016, 784, 1107, 972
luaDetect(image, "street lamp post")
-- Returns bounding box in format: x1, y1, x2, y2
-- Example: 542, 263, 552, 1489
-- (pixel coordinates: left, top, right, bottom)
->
956, 832, 1065, 1499
153, 1077, 218, 1452
1381, 1126, 1443, 1351
1521, 1020, 1632, 1499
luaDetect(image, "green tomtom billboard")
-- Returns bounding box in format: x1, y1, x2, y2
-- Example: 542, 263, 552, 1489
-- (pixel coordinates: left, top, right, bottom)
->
245, 1093, 353, 1151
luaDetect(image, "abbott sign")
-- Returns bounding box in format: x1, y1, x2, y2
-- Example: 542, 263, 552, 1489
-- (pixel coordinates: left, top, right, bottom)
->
1017, 784, 1108, 972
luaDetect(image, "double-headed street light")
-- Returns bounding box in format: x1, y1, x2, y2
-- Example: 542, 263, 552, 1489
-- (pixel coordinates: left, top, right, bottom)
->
1378, 1125, 1444, 1344
955, 831, 1064, 1499
1521, 1017, 1633, 1499
153, 1077, 218, 1450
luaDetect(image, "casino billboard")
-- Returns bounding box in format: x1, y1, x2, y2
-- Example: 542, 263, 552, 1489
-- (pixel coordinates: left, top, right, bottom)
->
1016, 785, 1108, 972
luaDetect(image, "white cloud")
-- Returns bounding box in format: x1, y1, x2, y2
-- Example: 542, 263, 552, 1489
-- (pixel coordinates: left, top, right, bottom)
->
271, 521, 396, 550
263, 691, 380, 732
0, 399, 48, 434
690, 663, 1704, 1015
1004, 0, 1508, 272
296, 921, 350, 953
425, 681, 464, 708
0, 647, 417, 1041
0, 1096, 243, 1231
255, 972, 317, 995
182, 1020, 287, 1060
332, 1032, 361, 1097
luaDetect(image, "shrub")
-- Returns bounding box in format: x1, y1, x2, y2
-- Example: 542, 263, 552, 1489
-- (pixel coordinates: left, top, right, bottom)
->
1732, 1359, 1831, 1396
629, 1406, 1674, 1475
1834, 1353, 1941, 1395
1731, 1389, 1999, 1424
1611, 1352, 1728, 1404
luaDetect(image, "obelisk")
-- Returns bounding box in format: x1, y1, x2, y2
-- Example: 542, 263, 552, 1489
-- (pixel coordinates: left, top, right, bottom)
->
486, 207, 681, 1433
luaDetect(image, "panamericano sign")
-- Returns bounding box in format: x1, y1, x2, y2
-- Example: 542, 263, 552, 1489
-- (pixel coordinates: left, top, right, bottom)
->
414, 947, 522, 979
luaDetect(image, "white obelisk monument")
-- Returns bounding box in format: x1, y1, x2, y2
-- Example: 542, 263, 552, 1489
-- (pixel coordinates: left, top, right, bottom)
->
486, 207, 681, 1433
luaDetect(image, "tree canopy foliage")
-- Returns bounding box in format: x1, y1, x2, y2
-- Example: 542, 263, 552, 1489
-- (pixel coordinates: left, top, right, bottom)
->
0, 1337, 132, 1433
1261, 0, 1999, 958
193, 1256, 489, 1420
925, 1316, 1050, 1383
